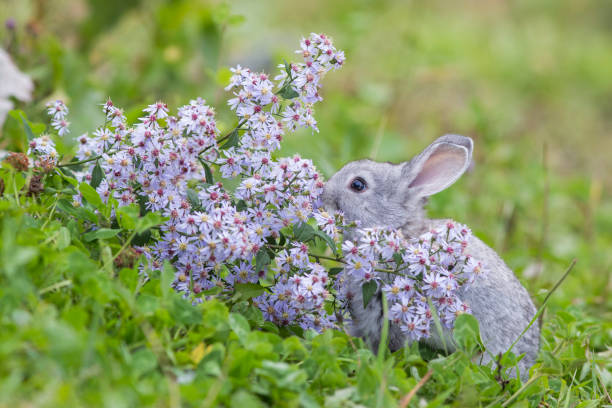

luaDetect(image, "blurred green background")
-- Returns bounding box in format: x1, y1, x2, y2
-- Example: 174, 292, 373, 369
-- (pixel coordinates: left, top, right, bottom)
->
1, 0, 610, 343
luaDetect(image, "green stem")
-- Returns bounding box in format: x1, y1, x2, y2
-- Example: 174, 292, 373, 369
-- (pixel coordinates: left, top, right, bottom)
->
40, 199, 58, 230
281, 174, 300, 193
58, 155, 102, 168
310, 253, 346, 264
12, 171, 20, 205
38, 279, 73, 295
505, 259, 576, 356
374, 268, 405, 276
113, 230, 137, 261
100, 230, 138, 272
199, 119, 247, 156
266, 243, 346, 264
377, 292, 390, 364
58, 138, 118, 168
499, 375, 542, 407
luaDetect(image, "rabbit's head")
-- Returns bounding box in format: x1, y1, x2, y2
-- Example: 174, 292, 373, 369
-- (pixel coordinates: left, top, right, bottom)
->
322, 134, 473, 234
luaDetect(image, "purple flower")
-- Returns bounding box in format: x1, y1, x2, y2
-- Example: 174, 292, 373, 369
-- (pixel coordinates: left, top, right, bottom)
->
28, 34, 485, 338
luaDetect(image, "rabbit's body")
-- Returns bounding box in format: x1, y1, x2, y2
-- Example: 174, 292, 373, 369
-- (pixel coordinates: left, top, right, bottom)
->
322, 135, 539, 380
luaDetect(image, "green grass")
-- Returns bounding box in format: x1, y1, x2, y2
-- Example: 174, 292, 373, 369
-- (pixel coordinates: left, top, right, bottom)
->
0, 0, 611, 406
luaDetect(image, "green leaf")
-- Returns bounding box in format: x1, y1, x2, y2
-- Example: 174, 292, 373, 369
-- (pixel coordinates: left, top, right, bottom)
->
234, 283, 265, 300
137, 193, 149, 216
161, 261, 174, 300
90, 162, 104, 188
56, 227, 71, 249
83, 228, 121, 242
20, 113, 35, 141
135, 212, 166, 234
79, 182, 103, 209
362, 280, 378, 308
13, 172, 25, 191
57, 169, 78, 187
254, 249, 271, 275
452, 313, 485, 354
230, 391, 266, 408
117, 205, 139, 230
170, 296, 202, 325
132, 229, 152, 246
293, 222, 315, 242
328, 267, 344, 276
235, 199, 247, 212
186, 188, 201, 210
228, 313, 251, 341
56, 198, 98, 223
284, 60, 292, 76
221, 128, 240, 149
136, 294, 161, 315
314, 230, 337, 255
278, 85, 299, 99
201, 161, 214, 184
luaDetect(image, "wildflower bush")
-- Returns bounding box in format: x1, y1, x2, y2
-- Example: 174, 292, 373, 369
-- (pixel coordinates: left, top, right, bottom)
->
25, 34, 486, 341
1, 2, 611, 406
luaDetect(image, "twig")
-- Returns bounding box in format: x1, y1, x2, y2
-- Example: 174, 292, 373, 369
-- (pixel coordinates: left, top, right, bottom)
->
494, 352, 510, 391
399, 369, 433, 408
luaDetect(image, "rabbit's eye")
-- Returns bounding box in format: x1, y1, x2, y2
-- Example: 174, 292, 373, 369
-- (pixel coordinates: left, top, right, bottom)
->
350, 177, 367, 192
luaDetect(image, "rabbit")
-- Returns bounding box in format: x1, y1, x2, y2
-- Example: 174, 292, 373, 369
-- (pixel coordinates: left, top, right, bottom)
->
321, 134, 539, 381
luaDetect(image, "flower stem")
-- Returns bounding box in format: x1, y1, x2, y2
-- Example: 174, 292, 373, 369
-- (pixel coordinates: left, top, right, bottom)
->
309, 253, 346, 264
57, 139, 118, 168
198, 119, 247, 156
265, 243, 346, 264
57, 155, 101, 168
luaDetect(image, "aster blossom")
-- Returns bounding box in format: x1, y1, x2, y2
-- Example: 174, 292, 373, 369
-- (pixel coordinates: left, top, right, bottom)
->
26, 33, 344, 332
339, 221, 486, 340
29, 34, 486, 341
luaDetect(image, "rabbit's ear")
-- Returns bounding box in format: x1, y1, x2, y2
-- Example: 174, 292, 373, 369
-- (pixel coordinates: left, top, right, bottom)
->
402, 134, 473, 197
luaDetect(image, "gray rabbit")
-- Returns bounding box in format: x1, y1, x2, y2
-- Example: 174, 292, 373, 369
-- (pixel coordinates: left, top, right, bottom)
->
321, 134, 539, 380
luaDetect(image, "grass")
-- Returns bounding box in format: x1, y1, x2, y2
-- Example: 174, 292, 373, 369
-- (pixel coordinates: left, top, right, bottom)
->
0, 0, 611, 406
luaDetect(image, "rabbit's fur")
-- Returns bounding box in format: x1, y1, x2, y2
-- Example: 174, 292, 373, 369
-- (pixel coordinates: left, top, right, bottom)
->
321, 135, 539, 380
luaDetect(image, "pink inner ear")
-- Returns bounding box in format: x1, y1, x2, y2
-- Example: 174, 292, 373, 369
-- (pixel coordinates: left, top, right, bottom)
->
409, 145, 467, 194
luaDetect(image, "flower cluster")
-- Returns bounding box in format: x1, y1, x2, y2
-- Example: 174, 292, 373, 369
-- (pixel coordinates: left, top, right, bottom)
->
252, 248, 334, 331
27, 134, 58, 168
69, 96, 216, 211
26, 100, 69, 168
38, 33, 344, 332
337, 222, 485, 340
47, 100, 70, 136
26, 33, 485, 339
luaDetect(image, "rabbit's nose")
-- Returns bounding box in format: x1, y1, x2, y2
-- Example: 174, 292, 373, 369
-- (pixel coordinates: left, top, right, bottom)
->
321, 189, 338, 212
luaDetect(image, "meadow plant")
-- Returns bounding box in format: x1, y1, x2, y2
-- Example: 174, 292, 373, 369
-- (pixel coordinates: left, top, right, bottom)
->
25, 33, 484, 336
